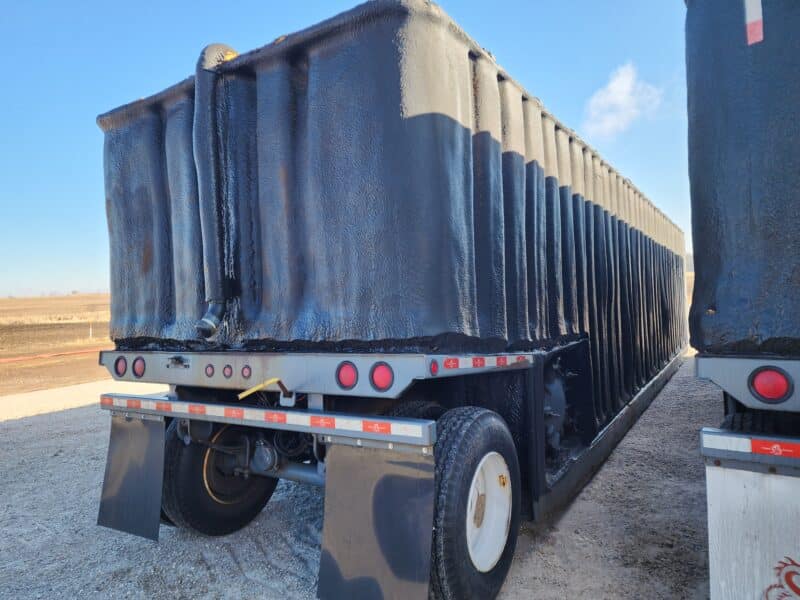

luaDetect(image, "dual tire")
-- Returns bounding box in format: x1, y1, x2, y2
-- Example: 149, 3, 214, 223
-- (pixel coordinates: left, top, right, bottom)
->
161, 421, 277, 536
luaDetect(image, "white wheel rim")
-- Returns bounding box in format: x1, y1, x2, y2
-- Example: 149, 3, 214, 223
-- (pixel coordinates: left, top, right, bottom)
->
465, 451, 512, 573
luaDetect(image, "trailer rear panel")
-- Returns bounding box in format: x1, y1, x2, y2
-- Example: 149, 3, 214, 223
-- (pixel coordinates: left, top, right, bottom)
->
100, 0, 686, 434
687, 0, 800, 357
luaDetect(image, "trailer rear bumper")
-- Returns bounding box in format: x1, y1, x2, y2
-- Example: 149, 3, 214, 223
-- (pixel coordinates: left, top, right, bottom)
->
696, 356, 800, 413
701, 428, 800, 599
100, 393, 436, 448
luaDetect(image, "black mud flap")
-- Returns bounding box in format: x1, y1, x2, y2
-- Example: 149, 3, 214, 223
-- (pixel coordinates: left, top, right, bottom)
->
318, 445, 435, 600
97, 414, 165, 541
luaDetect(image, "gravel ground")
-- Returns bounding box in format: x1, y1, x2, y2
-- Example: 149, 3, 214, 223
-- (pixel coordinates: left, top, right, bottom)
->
0, 356, 720, 599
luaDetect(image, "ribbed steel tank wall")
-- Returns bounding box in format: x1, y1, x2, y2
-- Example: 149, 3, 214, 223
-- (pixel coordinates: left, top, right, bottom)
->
99, 0, 686, 409
687, 0, 800, 357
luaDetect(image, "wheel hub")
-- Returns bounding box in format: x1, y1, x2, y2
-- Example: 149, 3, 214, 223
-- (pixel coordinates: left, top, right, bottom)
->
465, 451, 513, 573
202, 427, 253, 505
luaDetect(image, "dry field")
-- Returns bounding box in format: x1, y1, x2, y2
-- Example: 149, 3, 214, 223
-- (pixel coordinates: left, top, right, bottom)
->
0, 293, 111, 395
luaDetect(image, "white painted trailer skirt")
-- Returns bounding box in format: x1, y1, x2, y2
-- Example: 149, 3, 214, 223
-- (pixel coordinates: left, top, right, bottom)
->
701, 428, 800, 599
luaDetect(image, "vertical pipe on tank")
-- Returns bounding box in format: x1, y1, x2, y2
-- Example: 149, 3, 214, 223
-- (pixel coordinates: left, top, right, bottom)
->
193, 44, 239, 338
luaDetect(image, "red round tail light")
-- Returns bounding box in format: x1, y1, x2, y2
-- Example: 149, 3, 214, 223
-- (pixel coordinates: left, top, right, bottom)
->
750, 367, 792, 403
114, 356, 127, 377
370, 362, 394, 392
336, 361, 358, 390
223, 364, 233, 379
132, 356, 146, 378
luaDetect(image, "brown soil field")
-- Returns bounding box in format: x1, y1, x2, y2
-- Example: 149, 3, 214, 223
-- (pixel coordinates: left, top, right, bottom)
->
0, 294, 112, 395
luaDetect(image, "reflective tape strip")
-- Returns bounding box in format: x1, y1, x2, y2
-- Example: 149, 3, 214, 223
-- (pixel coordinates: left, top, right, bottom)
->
99, 394, 430, 443
391, 422, 424, 438
263, 410, 287, 424
310, 415, 336, 429
363, 420, 391, 435
443, 357, 459, 369
702, 431, 800, 461
224, 407, 244, 419
752, 439, 800, 458
703, 432, 751, 453
286, 412, 309, 427
336, 417, 365, 432
744, 0, 763, 45
439, 354, 531, 373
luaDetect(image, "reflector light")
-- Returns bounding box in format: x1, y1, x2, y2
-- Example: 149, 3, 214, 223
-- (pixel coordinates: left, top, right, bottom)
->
430, 360, 439, 376
114, 356, 127, 377
370, 362, 394, 391
205, 364, 215, 377
132, 357, 146, 378
242, 365, 252, 379
223, 364, 233, 379
750, 367, 792, 402
336, 361, 358, 390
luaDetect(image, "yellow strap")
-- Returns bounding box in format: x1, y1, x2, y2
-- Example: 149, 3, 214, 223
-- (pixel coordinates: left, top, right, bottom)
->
237, 377, 280, 401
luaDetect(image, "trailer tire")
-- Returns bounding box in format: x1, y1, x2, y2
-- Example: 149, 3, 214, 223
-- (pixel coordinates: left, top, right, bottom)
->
430, 407, 521, 600
161, 420, 277, 536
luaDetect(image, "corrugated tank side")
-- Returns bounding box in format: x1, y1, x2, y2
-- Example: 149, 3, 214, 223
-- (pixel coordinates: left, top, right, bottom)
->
687, 0, 800, 357
99, 0, 686, 367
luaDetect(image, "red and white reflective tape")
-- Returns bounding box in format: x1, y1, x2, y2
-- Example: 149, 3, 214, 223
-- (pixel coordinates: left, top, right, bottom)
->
703, 431, 800, 459
439, 354, 532, 372
744, 0, 764, 46
99, 395, 429, 442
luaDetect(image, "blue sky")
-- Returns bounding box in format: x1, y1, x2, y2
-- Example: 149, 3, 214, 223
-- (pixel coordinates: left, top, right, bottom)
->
0, 0, 689, 297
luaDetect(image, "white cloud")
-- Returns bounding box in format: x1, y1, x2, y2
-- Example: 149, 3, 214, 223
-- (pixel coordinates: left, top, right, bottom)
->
583, 62, 662, 139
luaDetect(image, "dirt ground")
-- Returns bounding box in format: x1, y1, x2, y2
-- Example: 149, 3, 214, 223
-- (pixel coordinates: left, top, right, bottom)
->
0, 294, 109, 326
0, 294, 112, 395
0, 356, 720, 599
